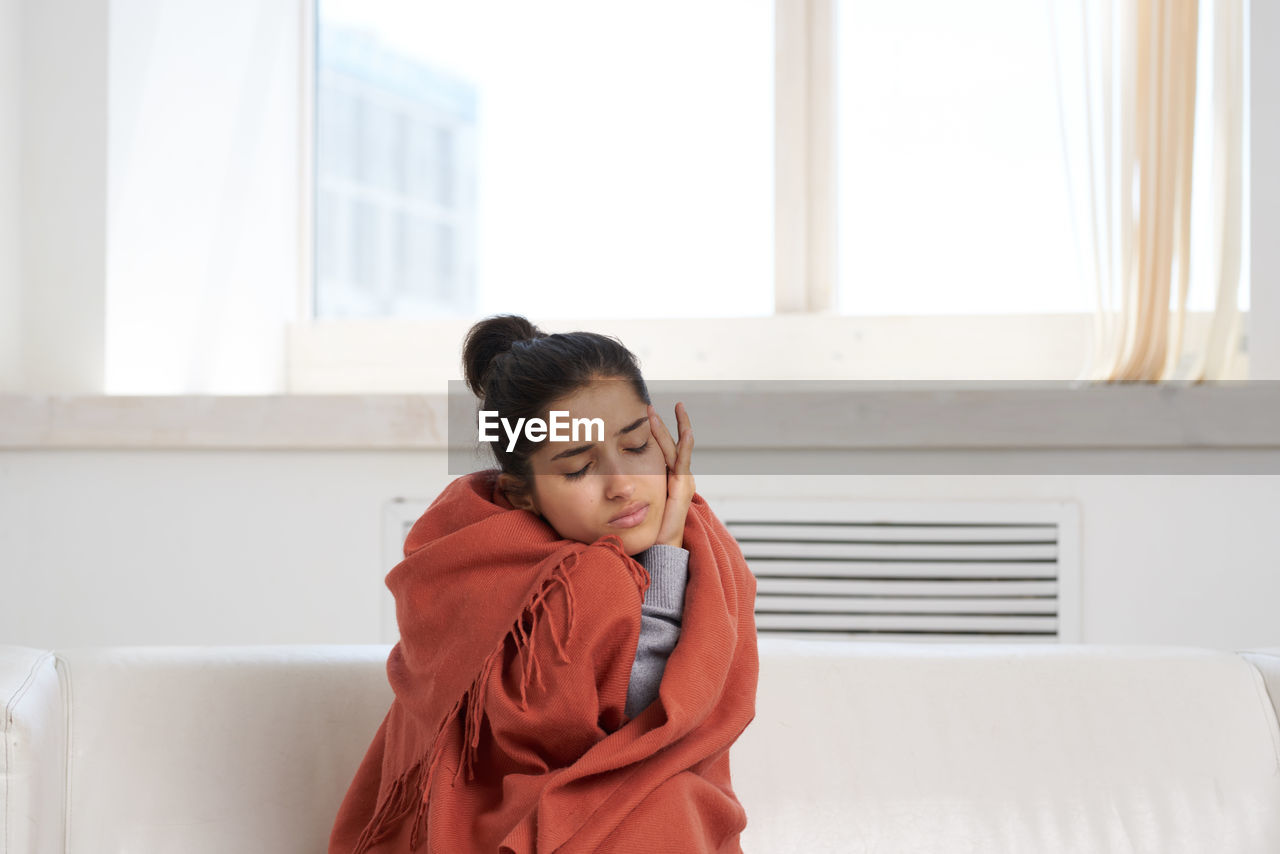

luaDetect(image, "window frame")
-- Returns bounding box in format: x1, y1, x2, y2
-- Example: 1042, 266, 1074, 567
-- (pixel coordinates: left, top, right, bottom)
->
289, 0, 1254, 390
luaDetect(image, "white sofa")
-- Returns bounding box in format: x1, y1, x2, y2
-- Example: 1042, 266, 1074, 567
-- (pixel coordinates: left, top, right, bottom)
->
3, 639, 1279, 853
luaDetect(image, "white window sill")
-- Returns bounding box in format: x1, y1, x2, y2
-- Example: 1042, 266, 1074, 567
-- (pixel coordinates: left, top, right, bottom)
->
284, 312, 1249, 393
1, 383, 1275, 453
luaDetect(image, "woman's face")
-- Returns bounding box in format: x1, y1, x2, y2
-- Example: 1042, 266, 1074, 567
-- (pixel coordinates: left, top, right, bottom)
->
500, 378, 668, 556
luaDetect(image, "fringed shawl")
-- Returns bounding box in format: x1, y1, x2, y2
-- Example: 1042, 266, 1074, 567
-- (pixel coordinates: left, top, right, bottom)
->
328, 469, 759, 853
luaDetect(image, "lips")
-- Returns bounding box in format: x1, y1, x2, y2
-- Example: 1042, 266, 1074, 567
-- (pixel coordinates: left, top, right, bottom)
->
608, 502, 649, 528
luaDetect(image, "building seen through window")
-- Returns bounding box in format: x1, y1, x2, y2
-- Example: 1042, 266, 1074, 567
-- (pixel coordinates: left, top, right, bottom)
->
312, 0, 775, 321
315, 24, 478, 318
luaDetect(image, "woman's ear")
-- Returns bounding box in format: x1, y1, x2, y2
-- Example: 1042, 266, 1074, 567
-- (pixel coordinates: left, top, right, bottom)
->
498, 473, 538, 513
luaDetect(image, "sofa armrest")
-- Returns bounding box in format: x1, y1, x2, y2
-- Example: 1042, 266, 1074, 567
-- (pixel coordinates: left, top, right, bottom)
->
1, 647, 65, 854
55, 644, 393, 854
1240, 647, 1280, 724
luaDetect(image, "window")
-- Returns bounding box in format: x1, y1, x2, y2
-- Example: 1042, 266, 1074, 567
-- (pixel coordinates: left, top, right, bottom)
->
833, 0, 1248, 316
313, 0, 775, 321
294, 0, 1254, 390
314, 22, 477, 317
835, 0, 1082, 315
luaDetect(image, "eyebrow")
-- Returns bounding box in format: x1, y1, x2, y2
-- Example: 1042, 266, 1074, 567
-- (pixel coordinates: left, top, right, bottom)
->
548, 416, 649, 461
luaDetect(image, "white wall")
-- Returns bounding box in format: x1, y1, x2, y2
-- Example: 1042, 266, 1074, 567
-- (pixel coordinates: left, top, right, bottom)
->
1, 449, 1277, 650
105, 0, 300, 393
0, 0, 21, 391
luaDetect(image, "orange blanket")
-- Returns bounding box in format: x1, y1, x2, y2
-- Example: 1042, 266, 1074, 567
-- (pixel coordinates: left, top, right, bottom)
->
328, 469, 759, 853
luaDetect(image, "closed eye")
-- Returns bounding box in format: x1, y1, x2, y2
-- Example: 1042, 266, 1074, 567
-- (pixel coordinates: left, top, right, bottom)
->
563, 441, 651, 480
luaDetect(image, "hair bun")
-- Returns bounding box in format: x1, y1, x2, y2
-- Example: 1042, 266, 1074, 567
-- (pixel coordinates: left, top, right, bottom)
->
461, 314, 546, 396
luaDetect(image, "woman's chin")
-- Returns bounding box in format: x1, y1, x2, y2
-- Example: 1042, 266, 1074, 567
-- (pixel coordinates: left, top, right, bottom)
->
623, 531, 660, 556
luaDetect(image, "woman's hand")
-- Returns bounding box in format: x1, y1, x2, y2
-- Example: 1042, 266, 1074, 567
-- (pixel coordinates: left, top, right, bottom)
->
647, 401, 695, 549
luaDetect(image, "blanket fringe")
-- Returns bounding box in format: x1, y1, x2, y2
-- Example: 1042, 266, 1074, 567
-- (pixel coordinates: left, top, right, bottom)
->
351, 548, 582, 853
515, 551, 578, 710
349, 747, 431, 854
461, 550, 578, 779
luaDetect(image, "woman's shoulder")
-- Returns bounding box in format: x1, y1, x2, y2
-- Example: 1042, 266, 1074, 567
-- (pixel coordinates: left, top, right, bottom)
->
688, 491, 735, 539
401, 470, 522, 555
563, 535, 650, 606
515, 536, 650, 662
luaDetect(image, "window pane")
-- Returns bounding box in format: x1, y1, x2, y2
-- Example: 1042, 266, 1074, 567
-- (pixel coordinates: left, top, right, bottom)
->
315, 0, 775, 320
1188, 3, 1250, 312
835, 0, 1085, 315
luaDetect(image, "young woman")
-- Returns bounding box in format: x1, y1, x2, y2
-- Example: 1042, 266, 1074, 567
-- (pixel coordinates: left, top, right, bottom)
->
329, 315, 759, 853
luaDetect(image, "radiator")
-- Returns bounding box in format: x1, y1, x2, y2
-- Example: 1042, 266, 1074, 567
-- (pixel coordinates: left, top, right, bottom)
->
380, 496, 1081, 643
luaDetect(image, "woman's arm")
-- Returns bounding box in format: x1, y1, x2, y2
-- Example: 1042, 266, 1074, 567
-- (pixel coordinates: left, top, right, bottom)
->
472, 541, 647, 852
626, 544, 690, 719
482, 540, 646, 774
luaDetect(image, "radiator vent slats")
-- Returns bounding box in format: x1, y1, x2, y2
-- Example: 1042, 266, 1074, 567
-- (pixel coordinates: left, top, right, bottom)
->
745, 560, 1058, 579
731, 523, 1059, 541
754, 613, 1058, 634
717, 499, 1080, 644
739, 541, 1058, 562
750, 595, 1057, 615
756, 578, 1058, 597
382, 496, 1081, 645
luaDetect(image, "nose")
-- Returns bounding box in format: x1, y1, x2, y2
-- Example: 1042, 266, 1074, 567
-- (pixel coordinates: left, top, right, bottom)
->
600, 459, 635, 500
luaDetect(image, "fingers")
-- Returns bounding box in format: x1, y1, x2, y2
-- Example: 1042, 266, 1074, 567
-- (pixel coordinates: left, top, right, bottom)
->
648, 402, 693, 473
647, 404, 676, 468
673, 402, 693, 473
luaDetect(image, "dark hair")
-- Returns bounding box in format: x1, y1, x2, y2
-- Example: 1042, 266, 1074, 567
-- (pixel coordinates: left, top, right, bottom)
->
461, 314, 651, 485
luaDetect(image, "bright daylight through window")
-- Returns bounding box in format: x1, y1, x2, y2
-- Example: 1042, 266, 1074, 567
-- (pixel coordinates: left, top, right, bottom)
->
313, 0, 775, 321
835, 0, 1249, 316
311, 0, 1248, 325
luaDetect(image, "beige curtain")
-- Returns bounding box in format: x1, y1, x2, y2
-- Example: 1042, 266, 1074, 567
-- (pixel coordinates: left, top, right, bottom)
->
1051, 0, 1243, 382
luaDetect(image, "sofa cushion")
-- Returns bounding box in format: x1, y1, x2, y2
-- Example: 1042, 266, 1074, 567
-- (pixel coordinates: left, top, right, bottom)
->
735, 638, 1280, 854
55, 645, 392, 854
1, 647, 64, 854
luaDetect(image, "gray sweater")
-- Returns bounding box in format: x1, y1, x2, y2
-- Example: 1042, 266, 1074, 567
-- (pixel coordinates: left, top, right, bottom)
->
625, 544, 690, 719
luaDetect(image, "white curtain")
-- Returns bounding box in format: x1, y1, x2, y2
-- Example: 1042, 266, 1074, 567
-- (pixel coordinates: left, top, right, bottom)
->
1051, 0, 1243, 382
